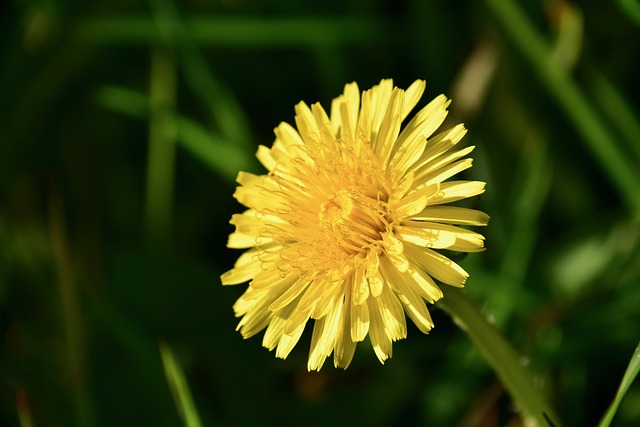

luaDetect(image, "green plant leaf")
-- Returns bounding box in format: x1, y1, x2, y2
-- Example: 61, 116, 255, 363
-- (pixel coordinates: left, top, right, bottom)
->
159, 340, 203, 427
598, 340, 640, 427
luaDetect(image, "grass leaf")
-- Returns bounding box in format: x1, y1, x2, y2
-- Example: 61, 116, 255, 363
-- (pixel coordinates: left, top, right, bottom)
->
598, 340, 640, 427
159, 340, 203, 427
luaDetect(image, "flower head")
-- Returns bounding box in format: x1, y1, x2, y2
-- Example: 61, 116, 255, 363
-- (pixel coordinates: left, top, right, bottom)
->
222, 79, 488, 370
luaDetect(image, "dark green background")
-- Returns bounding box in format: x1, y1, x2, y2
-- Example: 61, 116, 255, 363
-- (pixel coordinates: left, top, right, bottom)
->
2, 0, 640, 426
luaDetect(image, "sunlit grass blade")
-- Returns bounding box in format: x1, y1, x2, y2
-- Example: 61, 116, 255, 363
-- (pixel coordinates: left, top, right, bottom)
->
96, 85, 258, 182
484, 0, 640, 217
159, 340, 203, 427
598, 339, 640, 427
439, 287, 561, 427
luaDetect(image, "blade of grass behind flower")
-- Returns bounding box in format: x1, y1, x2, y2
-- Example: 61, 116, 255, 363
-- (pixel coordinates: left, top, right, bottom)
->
617, 0, 640, 27
598, 339, 640, 427
145, 46, 177, 249
439, 287, 561, 427
501, 134, 551, 285
484, 0, 640, 217
49, 185, 95, 426
482, 134, 551, 326
586, 68, 640, 162
159, 340, 203, 427
77, 17, 383, 47
96, 85, 258, 182
149, 0, 252, 149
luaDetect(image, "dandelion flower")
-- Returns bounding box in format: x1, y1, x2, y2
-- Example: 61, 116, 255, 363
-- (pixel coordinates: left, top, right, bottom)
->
221, 79, 488, 370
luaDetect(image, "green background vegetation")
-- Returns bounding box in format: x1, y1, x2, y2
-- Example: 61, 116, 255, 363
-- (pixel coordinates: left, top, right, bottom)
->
2, 0, 640, 425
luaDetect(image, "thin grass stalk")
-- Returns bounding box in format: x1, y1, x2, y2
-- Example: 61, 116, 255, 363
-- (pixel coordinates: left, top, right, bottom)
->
49, 186, 94, 426
145, 46, 177, 248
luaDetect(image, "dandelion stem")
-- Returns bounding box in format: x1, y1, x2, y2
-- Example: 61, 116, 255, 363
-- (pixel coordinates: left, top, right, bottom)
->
439, 287, 560, 427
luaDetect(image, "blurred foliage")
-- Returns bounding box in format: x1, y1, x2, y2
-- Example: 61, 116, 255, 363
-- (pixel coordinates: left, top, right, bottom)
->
1, 0, 640, 426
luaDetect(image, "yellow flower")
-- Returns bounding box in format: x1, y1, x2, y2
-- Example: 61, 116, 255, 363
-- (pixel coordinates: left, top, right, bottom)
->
221, 79, 488, 371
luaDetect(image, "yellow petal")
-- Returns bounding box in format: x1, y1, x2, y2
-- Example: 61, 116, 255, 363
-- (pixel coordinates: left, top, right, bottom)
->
399, 221, 485, 251
405, 243, 469, 287
220, 249, 262, 285
268, 279, 311, 312
381, 256, 434, 333
412, 206, 490, 226
368, 272, 384, 298
283, 307, 311, 336
428, 180, 486, 205
421, 124, 467, 162
310, 279, 344, 319
308, 295, 344, 371
375, 278, 407, 341
400, 79, 426, 120
422, 158, 474, 187
367, 295, 393, 363
276, 324, 306, 359
262, 315, 286, 350
350, 297, 370, 342
351, 268, 370, 306
389, 94, 450, 175
374, 88, 404, 168
395, 225, 457, 249
333, 301, 357, 369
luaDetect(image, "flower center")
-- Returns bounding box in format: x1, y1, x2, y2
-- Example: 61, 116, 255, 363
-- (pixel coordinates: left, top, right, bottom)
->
318, 188, 390, 255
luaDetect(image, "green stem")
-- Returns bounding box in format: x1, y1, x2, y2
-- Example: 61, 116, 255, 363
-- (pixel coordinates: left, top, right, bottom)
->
439, 287, 560, 427
484, 0, 640, 217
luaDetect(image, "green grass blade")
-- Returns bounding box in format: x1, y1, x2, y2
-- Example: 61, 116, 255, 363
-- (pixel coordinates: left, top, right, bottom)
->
176, 116, 259, 182
439, 287, 561, 427
96, 85, 258, 182
587, 69, 640, 162
149, 0, 252, 148
159, 340, 203, 427
500, 134, 551, 284
49, 189, 95, 427
77, 17, 383, 47
96, 86, 149, 119
598, 340, 640, 427
484, 0, 640, 217
145, 47, 177, 249
617, 0, 640, 27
